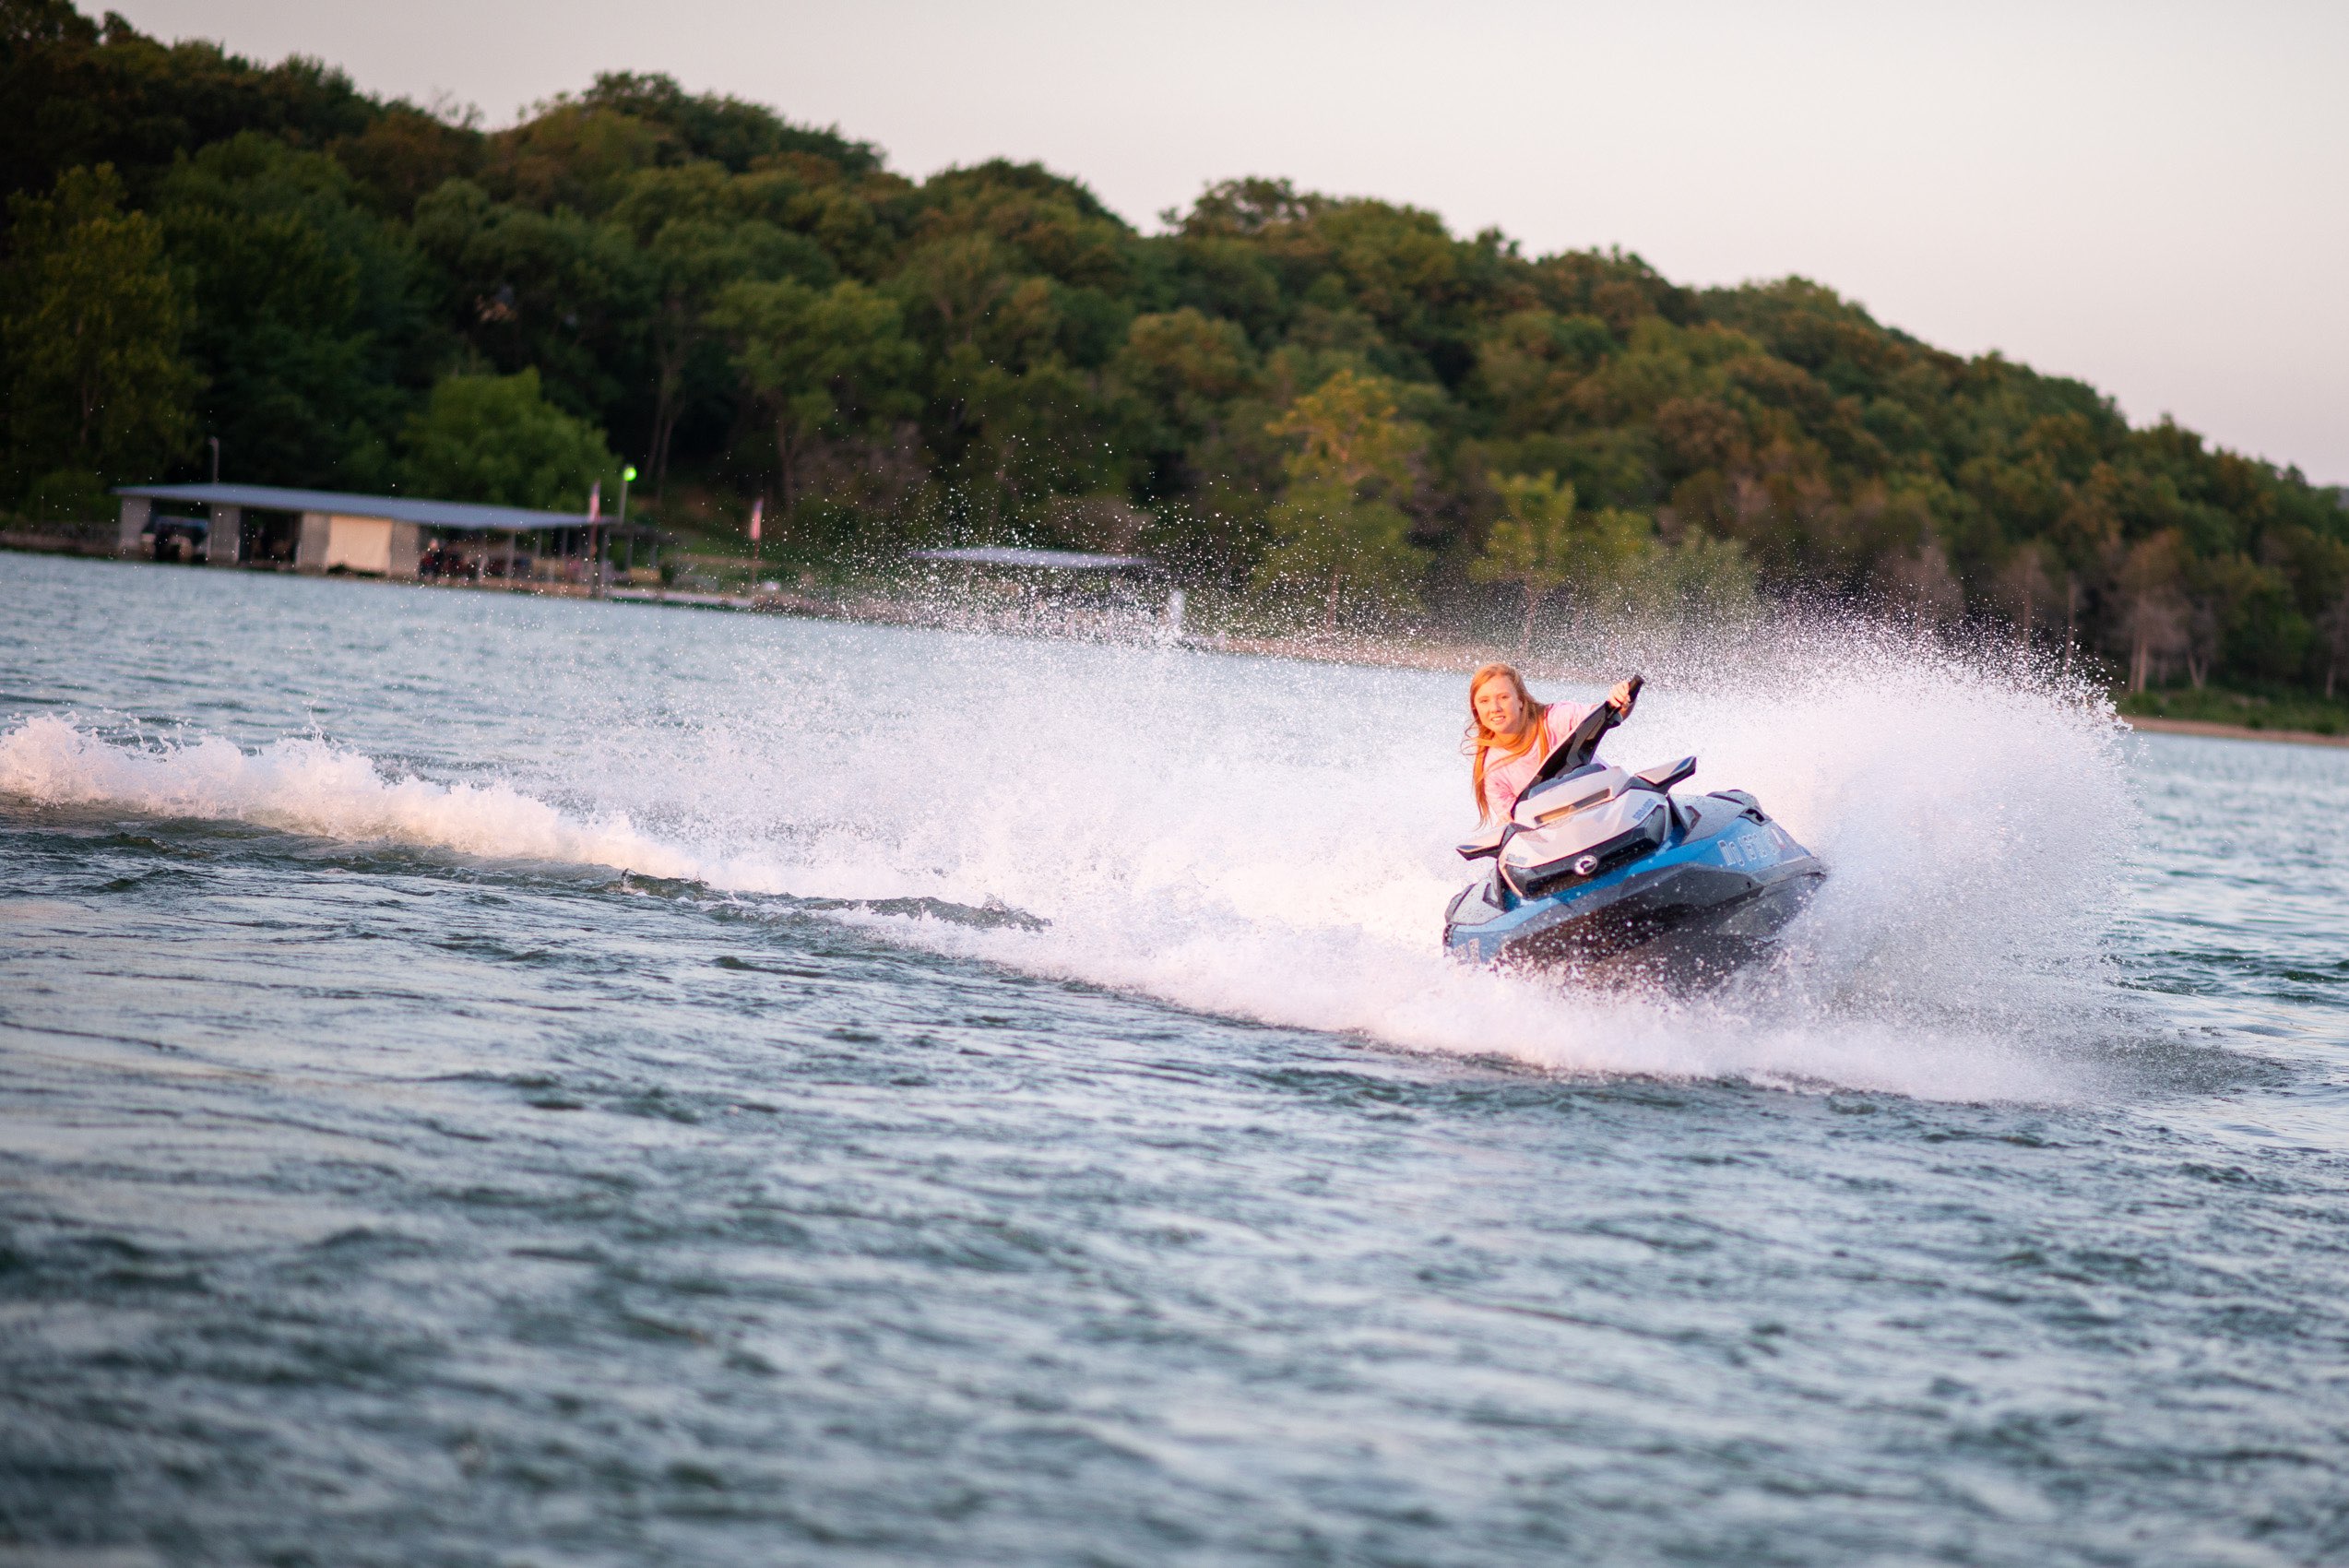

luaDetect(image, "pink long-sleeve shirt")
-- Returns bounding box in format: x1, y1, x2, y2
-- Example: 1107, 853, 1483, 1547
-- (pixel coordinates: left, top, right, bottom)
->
1479, 699, 1605, 822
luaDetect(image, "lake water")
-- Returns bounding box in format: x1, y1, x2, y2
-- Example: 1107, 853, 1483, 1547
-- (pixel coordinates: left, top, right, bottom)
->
3, 551, 2345, 1567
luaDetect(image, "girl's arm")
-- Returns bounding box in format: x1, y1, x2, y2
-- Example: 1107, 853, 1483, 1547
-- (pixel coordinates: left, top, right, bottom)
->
1544, 699, 1601, 752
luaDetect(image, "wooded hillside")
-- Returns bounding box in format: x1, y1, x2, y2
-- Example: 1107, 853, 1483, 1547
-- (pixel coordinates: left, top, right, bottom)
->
6, 0, 2346, 689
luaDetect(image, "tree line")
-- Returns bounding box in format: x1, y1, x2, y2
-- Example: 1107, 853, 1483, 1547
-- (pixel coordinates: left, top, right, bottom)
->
5, 0, 2347, 690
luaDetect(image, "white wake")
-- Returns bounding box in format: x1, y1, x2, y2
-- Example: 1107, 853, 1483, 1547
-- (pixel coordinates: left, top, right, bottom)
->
1, 620, 2135, 1102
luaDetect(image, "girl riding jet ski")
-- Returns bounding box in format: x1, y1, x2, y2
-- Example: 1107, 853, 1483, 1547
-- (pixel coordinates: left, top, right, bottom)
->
1447, 667, 1824, 982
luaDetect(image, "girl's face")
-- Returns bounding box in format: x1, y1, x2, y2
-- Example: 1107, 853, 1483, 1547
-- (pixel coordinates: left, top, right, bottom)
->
1473, 677, 1526, 736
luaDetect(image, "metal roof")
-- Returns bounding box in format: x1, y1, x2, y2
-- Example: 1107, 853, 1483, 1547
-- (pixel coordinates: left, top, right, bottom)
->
114, 482, 595, 531
910, 546, 1152, 571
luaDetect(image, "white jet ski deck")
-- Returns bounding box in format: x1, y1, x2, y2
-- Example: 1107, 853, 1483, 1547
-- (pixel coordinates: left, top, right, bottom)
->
1444, 677, 1824, 983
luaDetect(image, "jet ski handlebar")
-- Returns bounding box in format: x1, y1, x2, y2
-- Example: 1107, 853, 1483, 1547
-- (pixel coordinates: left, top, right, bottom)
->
1529, 673, 1642, 786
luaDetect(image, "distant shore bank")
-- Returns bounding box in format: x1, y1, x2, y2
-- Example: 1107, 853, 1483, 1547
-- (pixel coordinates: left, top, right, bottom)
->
16, 542, 2348, 750
2121, 715, 2349, 750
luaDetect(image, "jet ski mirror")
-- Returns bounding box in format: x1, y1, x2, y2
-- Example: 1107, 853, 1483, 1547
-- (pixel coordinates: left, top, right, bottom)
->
1528, 673, 1643, 788
1632, 755, 1696, 791
1456, 825, 1509, 861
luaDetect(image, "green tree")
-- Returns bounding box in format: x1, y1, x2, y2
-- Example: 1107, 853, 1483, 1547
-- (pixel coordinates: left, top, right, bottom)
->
157, 133, 421, 489
707, 276, 918, 518
1616, 531, 1761, 625
2117, 529, 2191, 693
2, 163, 197, 488
2318, 587, 2349, 699
1, 4, 377, 214
1110, 308, 1268, 573
409, 179, 650, 437
1254, 368, 1430, 630
574, 72, 882, 174
1472, 471, 1575, 653
609, 163, 836, 495
1468, 470, 1651, 651
399, 367, 617, 509
18, 466, 113, 522
329, 103, 484, 218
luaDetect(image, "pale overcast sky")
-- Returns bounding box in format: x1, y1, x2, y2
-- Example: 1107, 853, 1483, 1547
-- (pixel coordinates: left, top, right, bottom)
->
116, 0, 2349, 481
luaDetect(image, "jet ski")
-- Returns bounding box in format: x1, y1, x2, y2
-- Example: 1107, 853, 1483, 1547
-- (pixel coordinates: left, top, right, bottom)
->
1444, 676, 1824, 982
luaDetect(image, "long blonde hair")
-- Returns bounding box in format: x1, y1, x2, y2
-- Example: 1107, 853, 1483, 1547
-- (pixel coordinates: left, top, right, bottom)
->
1464, 662, 1549, 819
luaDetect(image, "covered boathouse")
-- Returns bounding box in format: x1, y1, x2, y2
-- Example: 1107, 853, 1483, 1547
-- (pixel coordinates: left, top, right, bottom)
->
112, 482, 646, 584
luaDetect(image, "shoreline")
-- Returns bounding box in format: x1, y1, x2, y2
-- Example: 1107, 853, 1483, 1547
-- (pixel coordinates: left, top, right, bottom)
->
18, 544, 2349, 750
649, 594, 2349, 753
599, 585, 1560, 679
2119, 715, 2349, 750
617, 591, 2349, 752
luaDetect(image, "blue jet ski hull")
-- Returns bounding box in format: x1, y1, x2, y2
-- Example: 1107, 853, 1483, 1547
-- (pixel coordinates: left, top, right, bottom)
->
1444, 802, 1823, 982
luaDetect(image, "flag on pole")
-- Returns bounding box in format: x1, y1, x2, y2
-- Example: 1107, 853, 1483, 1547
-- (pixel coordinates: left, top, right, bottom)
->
748, 497, 763, 543
587, 481, 600, 521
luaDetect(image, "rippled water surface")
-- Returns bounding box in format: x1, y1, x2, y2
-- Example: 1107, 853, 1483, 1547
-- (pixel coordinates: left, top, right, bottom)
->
4, 552, 2347, 1567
